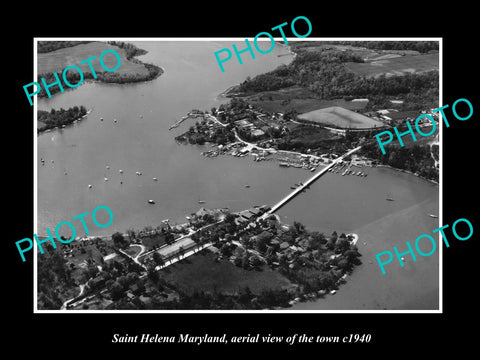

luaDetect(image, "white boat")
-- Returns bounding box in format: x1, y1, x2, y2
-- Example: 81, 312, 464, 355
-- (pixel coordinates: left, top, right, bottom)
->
136, 171, 142, 175
429, 214, 438, 218
106, 165, 110, 169
104, 177, 108, 181
119, 169, 123, 173
148, 200, 155, 204
88, 184, 92, 188
153, 177, 158, 181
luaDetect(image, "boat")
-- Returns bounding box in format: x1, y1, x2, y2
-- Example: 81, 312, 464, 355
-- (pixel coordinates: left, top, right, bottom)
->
245, 184, 250, 188
104, 177, 108, 181
148, 200, 155, 204
136, 171, 142, 175
88, 184, 92, 188
100, 117, 103, 121
198, 200, 206, 204
290, 185, 297, 189
386, 198, 394, 201
119, 169, 123, 173
106, 165, 110, 169
429, 214, 438, 218
153, 177, 158, 181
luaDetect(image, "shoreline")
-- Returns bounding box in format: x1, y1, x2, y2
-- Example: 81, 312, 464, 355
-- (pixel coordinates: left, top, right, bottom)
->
217, 42, 297, 99
374, 164, 438, 185
38, 108, 92, 134
37, 41, 164, 100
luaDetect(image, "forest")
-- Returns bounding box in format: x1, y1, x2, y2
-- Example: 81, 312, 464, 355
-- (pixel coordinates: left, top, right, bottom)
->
360, 142, 438, 181
319, 41, 439, 53
38, 106, 87, 132
236, 47, 439, 111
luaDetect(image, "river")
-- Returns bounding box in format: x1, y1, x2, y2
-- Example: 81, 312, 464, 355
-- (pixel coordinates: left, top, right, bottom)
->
37, 40, 439, 310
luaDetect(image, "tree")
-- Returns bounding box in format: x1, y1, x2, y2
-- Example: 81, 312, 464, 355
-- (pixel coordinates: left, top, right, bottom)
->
220, 243, 233, 257
126, 272, 138, 285
112, 232, 127, 248
126, 228, 136, 241
147, 266, 159, 283
293, 221, 305, 234
110, 281, 124, 301
152, 252, 164, 266
335, 238, 350, 253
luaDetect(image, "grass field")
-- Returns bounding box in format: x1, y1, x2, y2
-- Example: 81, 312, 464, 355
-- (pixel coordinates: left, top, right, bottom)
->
37, 41, 149, 77
141, 234, 166, 251
123, 244, 142, 257
298, 106, 385, 129
345, 53, 439, 78
158, 250, 292, 295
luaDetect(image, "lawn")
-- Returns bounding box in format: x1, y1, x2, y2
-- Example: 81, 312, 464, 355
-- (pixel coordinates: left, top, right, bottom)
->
298, 106, 385, 129
345, 53, 439, 78
141, 234, 167, 251
123, 244, 142, 257
158, 250, 292, 296
37, 41, 149, 77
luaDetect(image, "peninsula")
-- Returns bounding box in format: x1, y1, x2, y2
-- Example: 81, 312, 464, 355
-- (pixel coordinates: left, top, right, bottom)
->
37, 41, 163, 99
37, 205, 361, 310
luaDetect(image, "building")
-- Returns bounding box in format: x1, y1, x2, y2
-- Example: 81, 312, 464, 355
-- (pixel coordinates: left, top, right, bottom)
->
250, 129, 265, 138
234, 119, 251, 127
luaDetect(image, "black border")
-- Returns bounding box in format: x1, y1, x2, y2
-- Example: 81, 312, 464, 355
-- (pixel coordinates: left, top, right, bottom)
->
7, 6, 478, 355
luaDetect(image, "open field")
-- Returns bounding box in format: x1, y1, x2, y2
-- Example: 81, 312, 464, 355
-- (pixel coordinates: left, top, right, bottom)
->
158, 250, 292, 295
250, 97, 368, 114
345, 53, 439, 78
298, 106, 385, 129
37, 41, 149, 77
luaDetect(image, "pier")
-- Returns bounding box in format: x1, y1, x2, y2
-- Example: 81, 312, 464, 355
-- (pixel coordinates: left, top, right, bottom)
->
266, 146, 362, 215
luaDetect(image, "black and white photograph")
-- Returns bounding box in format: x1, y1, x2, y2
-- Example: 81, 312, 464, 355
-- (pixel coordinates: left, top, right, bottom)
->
6, 6, 477, 355
34, 38, 441, 312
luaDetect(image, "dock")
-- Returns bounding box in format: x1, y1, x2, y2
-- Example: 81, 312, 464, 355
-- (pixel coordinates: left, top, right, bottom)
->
266, 146, 362, 214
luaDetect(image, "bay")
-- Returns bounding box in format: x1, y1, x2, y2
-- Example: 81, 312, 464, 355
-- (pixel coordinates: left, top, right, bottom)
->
37, 40, 439, 310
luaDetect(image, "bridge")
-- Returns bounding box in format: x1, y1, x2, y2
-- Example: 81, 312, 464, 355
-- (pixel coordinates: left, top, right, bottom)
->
266, 146, 363, 215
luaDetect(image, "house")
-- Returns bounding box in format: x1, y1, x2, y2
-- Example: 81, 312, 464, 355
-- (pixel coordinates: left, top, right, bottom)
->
250, 129, 265, 138
239, 210, 255, 220
89, 276, 105, 290
234, 119, 251, 127
248, 207, 262, 216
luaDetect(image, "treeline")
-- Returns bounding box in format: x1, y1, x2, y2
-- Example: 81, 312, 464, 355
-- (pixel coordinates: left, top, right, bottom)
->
322, 41, 439, 53
236, 48, 438, 110
360, 142, 438, 181
107, 41, 147, 59
38, 105, 87, 132
37, 65, 162, 98
38, 41, 92, 53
